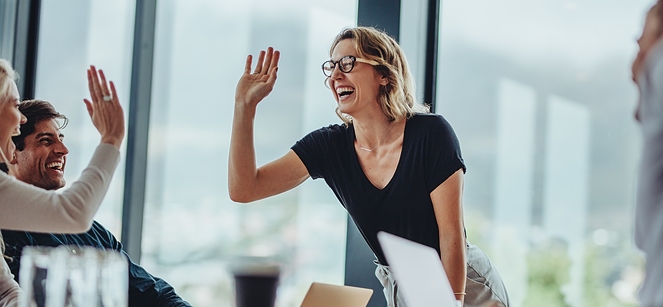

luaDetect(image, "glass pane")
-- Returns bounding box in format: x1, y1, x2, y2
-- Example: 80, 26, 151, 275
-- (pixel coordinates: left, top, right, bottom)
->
438, 1, 648, 306
0, 0, 17, 60
34, 0, 135, 236
144, 0, 357, 306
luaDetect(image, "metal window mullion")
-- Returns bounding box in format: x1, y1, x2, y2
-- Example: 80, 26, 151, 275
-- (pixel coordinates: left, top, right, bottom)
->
12, 0, 40, 100
423, 0, 440, 113
121, 0, 157, 263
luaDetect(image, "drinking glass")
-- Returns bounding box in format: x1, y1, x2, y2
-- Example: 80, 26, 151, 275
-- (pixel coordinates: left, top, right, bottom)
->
19, 246, 67, 307
19, 246, 128, 307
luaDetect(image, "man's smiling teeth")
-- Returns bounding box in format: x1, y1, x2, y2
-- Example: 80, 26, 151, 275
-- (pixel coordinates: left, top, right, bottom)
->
46, 162, 63, 170
336, 87, 355, 97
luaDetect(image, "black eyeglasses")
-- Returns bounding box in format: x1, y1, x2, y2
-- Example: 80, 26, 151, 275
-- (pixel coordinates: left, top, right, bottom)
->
321, 55, 379, 77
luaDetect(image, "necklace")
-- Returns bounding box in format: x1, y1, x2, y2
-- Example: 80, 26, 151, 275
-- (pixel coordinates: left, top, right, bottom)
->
359, 144, 379, 152
356, 122, 396, 152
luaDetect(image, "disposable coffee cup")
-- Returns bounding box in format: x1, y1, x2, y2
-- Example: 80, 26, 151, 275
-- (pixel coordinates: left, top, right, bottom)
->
229, 257, 281, 307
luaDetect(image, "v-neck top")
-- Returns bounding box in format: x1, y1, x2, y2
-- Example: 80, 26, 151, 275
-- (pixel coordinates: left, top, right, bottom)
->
292, 113, 465, 264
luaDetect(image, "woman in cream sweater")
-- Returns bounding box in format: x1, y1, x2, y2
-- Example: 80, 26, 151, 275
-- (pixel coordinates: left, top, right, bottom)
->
0, 59, 125, 306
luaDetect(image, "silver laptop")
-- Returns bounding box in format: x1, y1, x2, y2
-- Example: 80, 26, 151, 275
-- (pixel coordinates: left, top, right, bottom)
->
377, 231, 458, 307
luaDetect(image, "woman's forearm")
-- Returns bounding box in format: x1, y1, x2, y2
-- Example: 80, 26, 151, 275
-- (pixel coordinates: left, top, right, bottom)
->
228, 103, 258, 202
440, 237, 467, 303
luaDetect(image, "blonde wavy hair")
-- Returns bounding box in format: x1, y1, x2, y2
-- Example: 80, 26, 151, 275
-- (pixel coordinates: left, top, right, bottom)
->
0, 59, 17, 255
328, 27, 429, 124
0, 59, 18, 164
0, 60, 16, 97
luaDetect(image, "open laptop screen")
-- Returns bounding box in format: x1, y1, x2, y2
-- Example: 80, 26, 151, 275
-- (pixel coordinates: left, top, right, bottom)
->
377, 231, 458, 307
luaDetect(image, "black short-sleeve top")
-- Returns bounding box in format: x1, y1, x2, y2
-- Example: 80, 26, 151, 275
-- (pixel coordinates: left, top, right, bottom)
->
291, 113, 466, 265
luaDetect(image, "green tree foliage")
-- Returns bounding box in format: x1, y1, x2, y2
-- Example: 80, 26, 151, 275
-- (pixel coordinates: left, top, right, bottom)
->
523, 239, 571, 307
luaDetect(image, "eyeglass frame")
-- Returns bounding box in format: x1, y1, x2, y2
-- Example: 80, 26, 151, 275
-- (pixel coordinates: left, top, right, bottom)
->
321, 55, 380, 77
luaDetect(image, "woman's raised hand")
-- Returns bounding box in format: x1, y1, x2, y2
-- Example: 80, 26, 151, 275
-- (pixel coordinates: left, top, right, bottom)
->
235, 47, 280, 108
83, 66, 125, 149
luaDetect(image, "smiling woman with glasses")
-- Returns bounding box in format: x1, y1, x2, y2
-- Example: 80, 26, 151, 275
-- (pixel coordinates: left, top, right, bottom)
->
229, 27, 510, 307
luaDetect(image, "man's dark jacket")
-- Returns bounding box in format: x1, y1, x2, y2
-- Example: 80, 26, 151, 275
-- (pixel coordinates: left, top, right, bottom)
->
2, 221, 192, 307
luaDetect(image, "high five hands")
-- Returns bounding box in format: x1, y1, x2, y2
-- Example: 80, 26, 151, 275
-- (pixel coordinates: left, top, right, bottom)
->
235, 47, 280, 108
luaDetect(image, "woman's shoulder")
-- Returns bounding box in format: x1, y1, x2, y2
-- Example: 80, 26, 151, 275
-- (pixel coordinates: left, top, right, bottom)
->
296, 123, 351, 150
307, 123, 350, 138
321, 122, 348, 132
408, 113, 455, 131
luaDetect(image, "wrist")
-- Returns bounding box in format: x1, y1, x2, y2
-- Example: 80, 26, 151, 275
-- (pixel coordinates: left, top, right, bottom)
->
234, 102, 257, 117
454, 292, 466, 304
100, 136, 122, 149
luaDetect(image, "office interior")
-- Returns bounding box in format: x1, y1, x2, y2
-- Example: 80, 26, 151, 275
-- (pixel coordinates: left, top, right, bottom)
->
0, 0, 650, 306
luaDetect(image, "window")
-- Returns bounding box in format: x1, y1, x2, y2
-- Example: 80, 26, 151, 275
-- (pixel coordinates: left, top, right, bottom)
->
34, 0, 135, 236
0, 0, 17, 60
437, 1, 647, 306
142, 0, 357, 305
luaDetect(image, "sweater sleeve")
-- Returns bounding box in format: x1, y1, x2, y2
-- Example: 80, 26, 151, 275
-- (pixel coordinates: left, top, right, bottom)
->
0, 258, 19, 307
0, 143, 120, 233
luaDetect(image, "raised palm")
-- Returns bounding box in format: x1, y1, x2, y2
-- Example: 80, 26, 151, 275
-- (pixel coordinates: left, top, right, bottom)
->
235, 47, 280, 108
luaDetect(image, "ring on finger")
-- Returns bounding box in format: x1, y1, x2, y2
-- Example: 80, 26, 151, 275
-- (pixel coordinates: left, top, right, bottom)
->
103, 95, 112, 102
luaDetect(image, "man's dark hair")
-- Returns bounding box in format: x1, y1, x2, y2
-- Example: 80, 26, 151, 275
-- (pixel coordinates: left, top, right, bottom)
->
12, 99, 68, 151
